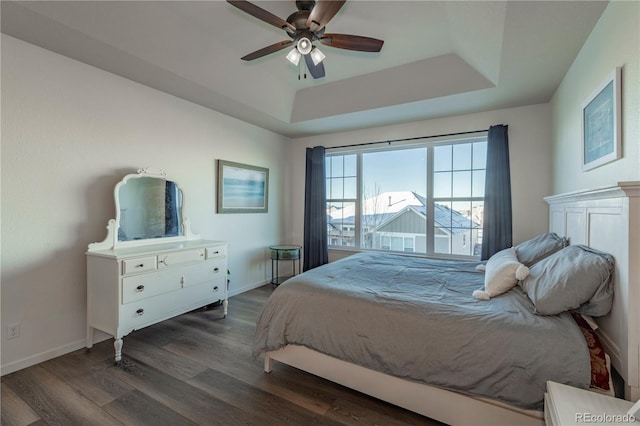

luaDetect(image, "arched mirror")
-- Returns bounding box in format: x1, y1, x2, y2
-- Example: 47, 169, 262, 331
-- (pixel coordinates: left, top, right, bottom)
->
89, 168, 197, 251
117, 176, 183, 241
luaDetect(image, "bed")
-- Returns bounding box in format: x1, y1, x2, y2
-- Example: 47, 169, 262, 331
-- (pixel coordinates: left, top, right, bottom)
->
255, 182, 640, 425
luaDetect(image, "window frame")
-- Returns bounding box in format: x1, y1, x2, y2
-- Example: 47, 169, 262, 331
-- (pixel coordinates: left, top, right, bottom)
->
326, 135, 486, 260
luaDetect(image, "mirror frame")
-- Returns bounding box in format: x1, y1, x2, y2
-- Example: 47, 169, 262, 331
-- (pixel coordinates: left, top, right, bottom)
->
88, 168, 198, 251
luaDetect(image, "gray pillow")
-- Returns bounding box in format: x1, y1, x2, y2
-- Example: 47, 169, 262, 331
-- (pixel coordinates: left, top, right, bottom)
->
515, 232, 568, 267
518, 245, 614, 316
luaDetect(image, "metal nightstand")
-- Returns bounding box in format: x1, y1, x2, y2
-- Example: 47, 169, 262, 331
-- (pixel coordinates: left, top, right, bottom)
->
270, 245, 302, 285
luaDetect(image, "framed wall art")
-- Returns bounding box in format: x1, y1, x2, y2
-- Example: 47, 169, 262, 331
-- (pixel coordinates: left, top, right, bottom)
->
582, 67, 622, 171
217, 160, 269, 213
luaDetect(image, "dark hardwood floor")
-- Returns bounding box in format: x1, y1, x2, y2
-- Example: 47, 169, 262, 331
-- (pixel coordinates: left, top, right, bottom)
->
1, 285, 443, 426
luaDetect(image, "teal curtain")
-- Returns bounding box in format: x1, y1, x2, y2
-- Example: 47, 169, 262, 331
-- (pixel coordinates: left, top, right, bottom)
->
481, 125, 512, 260
303, 146, 328, 271
165, 181, 179, 237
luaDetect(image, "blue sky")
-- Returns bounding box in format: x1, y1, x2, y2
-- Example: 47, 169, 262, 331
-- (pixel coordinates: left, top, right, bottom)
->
327, 140, 487, 203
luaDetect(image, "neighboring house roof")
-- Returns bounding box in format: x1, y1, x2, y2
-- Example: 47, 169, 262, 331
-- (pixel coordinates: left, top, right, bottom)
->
329, 191, 423, 220
329, 191, 480, 234
375, 205, 479, 235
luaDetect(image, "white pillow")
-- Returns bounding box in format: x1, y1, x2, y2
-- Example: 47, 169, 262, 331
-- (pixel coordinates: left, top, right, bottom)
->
473, 247, 529, 300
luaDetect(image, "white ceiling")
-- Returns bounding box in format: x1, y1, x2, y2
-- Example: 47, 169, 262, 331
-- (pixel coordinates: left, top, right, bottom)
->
1, 1, 608, 138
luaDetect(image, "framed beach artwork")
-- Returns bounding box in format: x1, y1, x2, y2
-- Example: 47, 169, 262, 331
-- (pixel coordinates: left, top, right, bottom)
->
217, 160, 269, 213
582, 67, 622, 171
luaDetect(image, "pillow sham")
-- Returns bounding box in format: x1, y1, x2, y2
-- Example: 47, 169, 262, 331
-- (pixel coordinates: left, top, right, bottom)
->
514, 232, 568, 267
473, 247, 529, 300
518, 245, 614, 316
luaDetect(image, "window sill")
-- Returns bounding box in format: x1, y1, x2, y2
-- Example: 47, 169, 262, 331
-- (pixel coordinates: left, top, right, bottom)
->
328, 247, 480, 262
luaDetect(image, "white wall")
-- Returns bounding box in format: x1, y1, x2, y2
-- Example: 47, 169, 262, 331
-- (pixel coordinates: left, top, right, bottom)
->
290, 103, 553, 254
551, 1, 640, 194
1, 35, 292, 374
6, 1, 633, 377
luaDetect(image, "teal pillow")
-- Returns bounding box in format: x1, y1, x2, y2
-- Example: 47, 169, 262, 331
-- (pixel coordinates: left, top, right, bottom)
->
515, 232, 568, 267
518, 245, 614, 316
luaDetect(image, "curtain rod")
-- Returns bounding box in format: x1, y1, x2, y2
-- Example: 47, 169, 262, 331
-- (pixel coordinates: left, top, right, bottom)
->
325, 129, 489, 151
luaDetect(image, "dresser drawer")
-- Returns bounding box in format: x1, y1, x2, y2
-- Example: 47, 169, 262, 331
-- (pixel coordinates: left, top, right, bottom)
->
122, 269, 182, 304
158, 249, 205, 268
210, 277, 226, 299
120, 281, 225, 332
181, 259, 226, 288
120, 297, 174, 331
121, 260, 227, 304
122, 256, 157, 275
206, 245, 227, 259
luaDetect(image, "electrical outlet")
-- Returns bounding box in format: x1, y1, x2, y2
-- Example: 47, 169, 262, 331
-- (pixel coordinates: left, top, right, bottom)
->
7, 323, 20, 339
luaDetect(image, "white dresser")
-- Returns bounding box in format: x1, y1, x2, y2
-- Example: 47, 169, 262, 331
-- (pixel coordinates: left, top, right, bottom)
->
86, 168, 228, 362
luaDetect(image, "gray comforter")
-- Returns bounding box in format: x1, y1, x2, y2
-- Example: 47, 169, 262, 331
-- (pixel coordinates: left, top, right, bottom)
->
254, 252, 590, 409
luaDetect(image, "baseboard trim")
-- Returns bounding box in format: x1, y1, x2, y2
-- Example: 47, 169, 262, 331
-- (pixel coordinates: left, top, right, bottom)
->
228, 280, 270, 297
1, 284, 269, 376
0, 333, 111, 376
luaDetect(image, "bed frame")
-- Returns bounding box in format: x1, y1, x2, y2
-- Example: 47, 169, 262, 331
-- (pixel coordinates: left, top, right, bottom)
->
546, 181, 640, 402
264, 182, 640, 425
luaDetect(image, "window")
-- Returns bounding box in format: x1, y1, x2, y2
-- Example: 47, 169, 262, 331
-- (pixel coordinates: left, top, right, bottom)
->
326, 154, 357, 247
326, 137, 487, 258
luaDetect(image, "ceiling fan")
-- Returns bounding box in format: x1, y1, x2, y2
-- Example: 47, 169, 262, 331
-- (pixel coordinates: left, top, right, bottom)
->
227, 0, 384, 79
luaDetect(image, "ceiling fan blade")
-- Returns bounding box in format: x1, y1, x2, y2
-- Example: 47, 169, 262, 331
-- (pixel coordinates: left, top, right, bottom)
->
306, 0, 346, 32
320, 34, 384, 52
304, 54, 325, 79
227, 0, 296, 33
241, 40, 294, 61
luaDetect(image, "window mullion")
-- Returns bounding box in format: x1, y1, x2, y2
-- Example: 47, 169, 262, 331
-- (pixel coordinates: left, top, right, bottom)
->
355, 152, 362, 249
426, 146, 435, 255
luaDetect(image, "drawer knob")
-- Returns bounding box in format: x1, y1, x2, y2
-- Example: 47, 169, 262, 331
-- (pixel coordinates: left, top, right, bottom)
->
213, 286, 219, 291
136, 285, 145, 292
136, 264, 144, 268
213, 267, 220, 273
213, 251, 220, 255
136, 309, 144, 316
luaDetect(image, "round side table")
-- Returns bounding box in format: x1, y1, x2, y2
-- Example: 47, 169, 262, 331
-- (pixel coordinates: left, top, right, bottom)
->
270, 245, 302, 285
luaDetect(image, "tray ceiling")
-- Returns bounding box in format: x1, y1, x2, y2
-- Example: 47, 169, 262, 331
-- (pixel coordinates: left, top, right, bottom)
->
1, 1, 608, 137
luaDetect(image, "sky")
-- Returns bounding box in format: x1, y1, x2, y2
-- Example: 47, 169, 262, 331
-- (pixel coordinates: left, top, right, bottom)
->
327, 141, 487, 201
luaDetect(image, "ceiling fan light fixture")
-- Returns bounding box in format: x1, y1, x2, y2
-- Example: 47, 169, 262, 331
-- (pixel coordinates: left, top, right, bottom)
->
309, 47, 326, 65
286, 47, 301, 65
296, 37, 312, 55
229, 0, 383, 80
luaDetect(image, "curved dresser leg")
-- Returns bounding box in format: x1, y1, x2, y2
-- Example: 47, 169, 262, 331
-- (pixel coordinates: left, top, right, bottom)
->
114, 338, 123, 363
223, 298, 228, 318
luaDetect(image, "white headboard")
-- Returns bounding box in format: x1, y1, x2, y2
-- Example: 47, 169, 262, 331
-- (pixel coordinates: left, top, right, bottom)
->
545, 181, 640, 401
